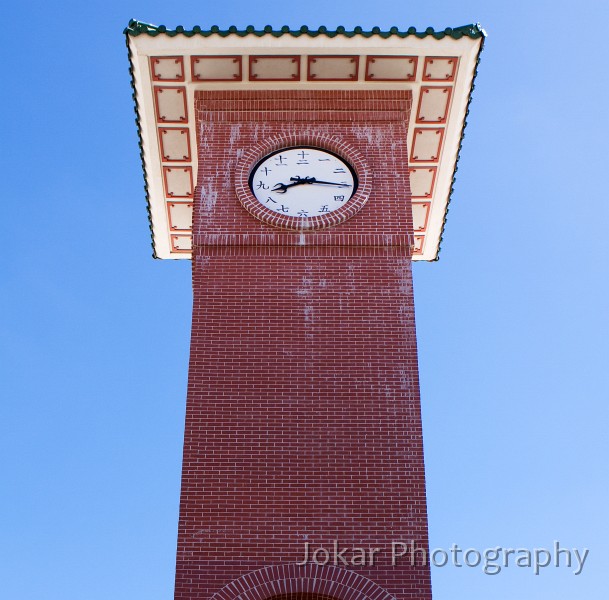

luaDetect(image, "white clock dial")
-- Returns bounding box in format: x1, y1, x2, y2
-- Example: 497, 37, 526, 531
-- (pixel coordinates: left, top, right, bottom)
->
249, 147, 357, 218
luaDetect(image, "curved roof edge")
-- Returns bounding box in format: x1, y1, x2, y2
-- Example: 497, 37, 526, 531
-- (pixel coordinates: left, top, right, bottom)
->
435, 32, 485, 261
124, 19, 486, 41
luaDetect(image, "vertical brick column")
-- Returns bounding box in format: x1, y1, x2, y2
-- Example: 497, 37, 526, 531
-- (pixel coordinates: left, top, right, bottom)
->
174, 91, 432, 600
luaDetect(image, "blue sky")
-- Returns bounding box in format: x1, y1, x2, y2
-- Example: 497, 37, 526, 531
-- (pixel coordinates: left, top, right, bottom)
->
1, 1, 607, 599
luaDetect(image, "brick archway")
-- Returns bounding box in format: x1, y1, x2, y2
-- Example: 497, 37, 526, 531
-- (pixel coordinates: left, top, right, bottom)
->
210, 565, 396, 600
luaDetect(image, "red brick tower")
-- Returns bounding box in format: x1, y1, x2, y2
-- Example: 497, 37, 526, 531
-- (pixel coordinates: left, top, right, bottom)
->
126, 21, 484, 600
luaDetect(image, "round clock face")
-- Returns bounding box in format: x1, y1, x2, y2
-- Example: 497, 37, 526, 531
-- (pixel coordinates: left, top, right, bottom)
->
248, 147, 358, 219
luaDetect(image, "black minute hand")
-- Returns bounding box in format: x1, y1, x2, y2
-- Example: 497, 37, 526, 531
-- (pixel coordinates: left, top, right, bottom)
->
271, 176, 351, 193
309, 179, 351, 187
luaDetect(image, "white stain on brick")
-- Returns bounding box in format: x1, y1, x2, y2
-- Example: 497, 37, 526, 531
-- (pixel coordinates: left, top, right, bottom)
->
229, 124, 242, 146
200, 183, 218, 214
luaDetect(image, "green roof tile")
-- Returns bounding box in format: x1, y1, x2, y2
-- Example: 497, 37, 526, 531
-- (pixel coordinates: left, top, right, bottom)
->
124, 19, 485, 41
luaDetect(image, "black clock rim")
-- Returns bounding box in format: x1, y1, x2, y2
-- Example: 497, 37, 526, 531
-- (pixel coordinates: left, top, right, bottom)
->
248, 145, 359, 201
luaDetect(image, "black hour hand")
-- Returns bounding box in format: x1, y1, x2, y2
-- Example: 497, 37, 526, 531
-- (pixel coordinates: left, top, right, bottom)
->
272, 176, 313, 193
272, 182, 289, 193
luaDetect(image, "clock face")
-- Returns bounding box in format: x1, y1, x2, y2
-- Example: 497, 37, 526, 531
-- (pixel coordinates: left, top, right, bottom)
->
248, 147, 358, 219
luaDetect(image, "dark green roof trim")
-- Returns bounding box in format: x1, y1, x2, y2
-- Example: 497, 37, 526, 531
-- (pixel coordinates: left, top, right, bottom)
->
125, 29, 158, 258
432, 32, 486, 262
124, 19, 485, 41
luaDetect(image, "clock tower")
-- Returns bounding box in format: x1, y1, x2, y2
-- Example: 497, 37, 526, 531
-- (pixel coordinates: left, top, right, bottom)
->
126, 21, 484, 600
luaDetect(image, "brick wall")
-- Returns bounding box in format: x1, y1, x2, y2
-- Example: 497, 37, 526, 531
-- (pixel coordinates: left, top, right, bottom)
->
174, 90, 431, 600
